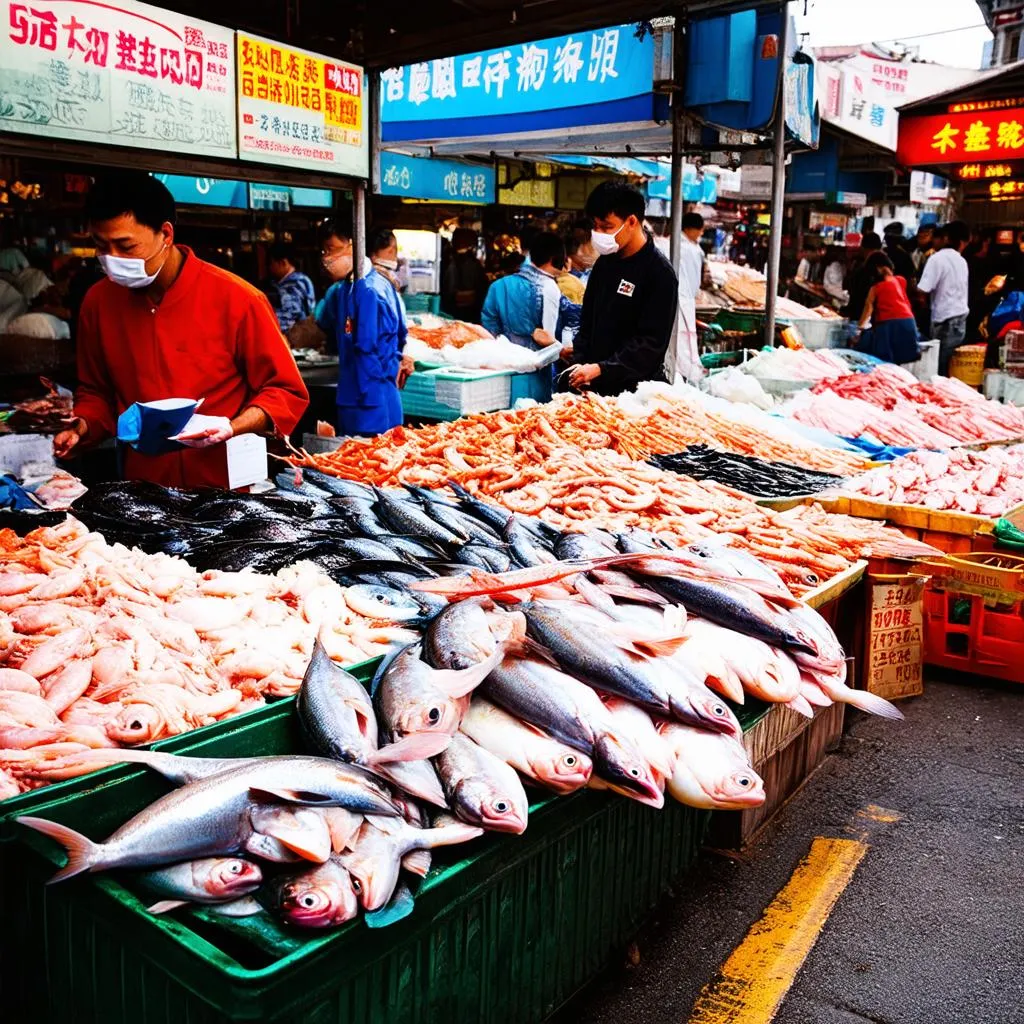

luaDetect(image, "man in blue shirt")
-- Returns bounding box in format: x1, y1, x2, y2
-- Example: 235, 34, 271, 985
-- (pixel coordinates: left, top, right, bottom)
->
266, 242, 315, 334
316, 222, 408, 436
481, 233, 564, 349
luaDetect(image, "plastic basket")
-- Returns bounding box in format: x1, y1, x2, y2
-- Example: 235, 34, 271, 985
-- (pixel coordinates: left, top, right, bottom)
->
401, 292, 441, 315
1, 688, 770, 1023
948, 344, 987, 387
783, 318, 845, 350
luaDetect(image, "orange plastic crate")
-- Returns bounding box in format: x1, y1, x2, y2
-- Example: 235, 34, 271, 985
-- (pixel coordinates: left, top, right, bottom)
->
923, 587, 1024, 684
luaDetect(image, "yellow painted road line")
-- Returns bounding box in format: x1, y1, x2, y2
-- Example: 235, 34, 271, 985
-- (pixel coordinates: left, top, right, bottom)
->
688, 837, 868, 1024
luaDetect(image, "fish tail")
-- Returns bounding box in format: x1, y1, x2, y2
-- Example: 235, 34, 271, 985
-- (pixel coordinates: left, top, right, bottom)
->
838, 687, 905, 721
17, 816, 100, 882
785, 693, 816, 718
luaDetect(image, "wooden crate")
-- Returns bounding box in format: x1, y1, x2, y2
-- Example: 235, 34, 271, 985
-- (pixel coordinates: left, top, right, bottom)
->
707, 702, 846, 849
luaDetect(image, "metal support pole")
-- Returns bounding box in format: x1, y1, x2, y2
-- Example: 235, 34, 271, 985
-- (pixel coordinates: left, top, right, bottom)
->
669, 102, 684, 276
368, 69, 381, 198
763, 2, 790, 348
353, 182, 366, 280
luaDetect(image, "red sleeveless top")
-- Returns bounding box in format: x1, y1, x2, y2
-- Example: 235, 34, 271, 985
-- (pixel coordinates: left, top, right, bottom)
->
873, 275, 914, 322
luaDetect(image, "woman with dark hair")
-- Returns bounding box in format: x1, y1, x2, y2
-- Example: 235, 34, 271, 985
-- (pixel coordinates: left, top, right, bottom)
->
855, 251, 919, 365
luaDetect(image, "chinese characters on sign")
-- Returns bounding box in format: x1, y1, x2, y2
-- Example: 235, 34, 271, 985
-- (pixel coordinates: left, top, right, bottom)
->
866, 577, 924, 701
378, 152, 494, 203
381, 24, 653, 130
958, 163, 1016, 179
897, 106, 1024, 168
1, 0, 235, 156
236, 33, 366, 177
869, 61, 909, 95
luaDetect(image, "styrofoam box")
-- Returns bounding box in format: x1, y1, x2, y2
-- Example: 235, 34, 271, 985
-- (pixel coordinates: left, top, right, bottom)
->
0, 433, 54, 476
984, 369, 1006, 401
1003, 375, 1024, 407
906, 339, 939, 382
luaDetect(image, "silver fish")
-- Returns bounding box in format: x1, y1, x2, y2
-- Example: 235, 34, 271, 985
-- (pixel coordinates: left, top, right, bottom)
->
19, 756, 400, 882
260, 856, 360, 929
139, 857, 263, 915
338, 814, 482, 910
433, 733, 529, 834
481, 656, 663, 805
373, 641, 504, 739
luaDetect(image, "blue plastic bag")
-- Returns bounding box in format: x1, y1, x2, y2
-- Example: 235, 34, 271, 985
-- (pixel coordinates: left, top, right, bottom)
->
116, 399, 199, 456
989, 290, 1024, 339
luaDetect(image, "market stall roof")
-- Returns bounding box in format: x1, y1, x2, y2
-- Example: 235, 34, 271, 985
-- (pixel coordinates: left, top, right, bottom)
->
141, 0, 783, 70
897, 60, 1024, 116
895, 61, 1024, 176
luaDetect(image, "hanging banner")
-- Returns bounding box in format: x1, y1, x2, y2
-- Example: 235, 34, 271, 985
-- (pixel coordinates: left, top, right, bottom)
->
236, 33, 367, 178
0, 0, 236, 157
381, 25, 654, 142
378, 153, 494, 203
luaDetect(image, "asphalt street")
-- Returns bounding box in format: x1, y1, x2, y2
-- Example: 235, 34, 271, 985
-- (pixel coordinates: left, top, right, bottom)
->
553, 677, 1024, 1024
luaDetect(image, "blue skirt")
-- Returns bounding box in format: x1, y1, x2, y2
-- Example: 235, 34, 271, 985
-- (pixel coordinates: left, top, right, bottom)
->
861, 318, 919, 364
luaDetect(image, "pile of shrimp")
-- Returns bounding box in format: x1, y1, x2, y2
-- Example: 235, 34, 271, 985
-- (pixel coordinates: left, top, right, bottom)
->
440, 448, 940, 595
289, 392, 867, 488
0, 520, 416, 796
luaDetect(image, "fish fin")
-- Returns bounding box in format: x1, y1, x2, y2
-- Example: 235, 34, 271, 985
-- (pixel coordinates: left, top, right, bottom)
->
147, 899, 190, 915
208, 896, 263, 918
505, 635, 561, 668
784, 693, 816, 718
364, 881, 416, 929
429, 645, 504, 698
402, 849, 431, 878
630, 635, 689, 658
705, 673, 745, 705
17, 816, 99, 883
248, 786, 334, 805
256, 824, 331, 863
368, 731, 452, 765
799, 680, 832, 707
418, 823, 484, 849
836, 687, 905, 721
364, 813, 405, 836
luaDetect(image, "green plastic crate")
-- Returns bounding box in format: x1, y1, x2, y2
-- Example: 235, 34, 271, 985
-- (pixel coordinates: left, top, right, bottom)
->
1, 686, 767, 1023
402, 293, 441, 315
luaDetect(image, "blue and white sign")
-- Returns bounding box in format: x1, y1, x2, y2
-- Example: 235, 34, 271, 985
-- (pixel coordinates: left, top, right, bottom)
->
154, 175, 248, 209
646, 165, 718, 204
379, 153, 495, 203
249, 184, 335, 211
382, 25, 655, 142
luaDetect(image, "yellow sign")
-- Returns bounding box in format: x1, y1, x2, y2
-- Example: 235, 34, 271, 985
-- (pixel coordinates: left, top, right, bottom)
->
236, 33, 366, 177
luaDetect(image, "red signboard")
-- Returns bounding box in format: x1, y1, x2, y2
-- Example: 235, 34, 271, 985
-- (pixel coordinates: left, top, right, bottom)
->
897, 106, 1024, 167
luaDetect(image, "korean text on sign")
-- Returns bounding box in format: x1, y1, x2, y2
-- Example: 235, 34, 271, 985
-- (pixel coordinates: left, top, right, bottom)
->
1, 0, 236, 156
236, 33, 367, 177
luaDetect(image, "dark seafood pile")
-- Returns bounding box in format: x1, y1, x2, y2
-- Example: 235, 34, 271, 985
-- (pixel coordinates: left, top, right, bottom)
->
649, 446, 845, 499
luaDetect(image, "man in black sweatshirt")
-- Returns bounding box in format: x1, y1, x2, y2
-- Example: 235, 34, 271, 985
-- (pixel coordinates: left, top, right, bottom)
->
567, 181, 678, 396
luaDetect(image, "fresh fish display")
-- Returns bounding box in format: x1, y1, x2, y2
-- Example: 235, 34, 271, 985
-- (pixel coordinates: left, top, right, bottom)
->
259, 856, 361, 929
658, 722, 766, 810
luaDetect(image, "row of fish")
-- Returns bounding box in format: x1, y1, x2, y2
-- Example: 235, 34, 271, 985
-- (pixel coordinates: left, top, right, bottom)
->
17, 530, 902, 931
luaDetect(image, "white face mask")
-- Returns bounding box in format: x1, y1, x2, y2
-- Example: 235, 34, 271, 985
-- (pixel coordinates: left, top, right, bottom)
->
98, 240, 168, 289
590, 221, 628, 256
375, 258, 399, 271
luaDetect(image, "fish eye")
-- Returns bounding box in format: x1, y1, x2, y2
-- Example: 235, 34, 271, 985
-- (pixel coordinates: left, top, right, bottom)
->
738, 777, 750, 787
229, 862, 242, 874
351, 877, 362, 893
494, 800, 509, 813
630, 768, 640, 777
427, 707, 441, 724
713, 705, 726, 716
300, 894, 317, 908
564, 755, 577, 767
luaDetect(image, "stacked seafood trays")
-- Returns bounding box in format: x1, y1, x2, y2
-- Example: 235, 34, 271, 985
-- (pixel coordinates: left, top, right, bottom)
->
1, 466, 915, 939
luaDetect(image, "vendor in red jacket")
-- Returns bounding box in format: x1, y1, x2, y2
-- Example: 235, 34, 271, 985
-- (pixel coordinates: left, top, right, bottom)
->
53, 172, 309, 489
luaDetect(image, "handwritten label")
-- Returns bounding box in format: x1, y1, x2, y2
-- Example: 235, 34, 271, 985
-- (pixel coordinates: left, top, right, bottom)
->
236, 33, 366, 177
866, 576, 925, 701
0, 0, 236, 157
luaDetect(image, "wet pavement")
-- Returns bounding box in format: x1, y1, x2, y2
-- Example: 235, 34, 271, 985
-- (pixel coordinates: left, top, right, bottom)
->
553, 677, 1024, 1024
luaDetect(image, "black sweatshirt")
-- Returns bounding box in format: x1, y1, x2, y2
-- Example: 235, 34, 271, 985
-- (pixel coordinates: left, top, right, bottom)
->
574, 235, 678, 395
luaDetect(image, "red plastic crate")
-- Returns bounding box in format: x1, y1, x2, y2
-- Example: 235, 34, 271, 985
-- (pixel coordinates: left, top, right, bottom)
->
923, 587, 1024, 684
